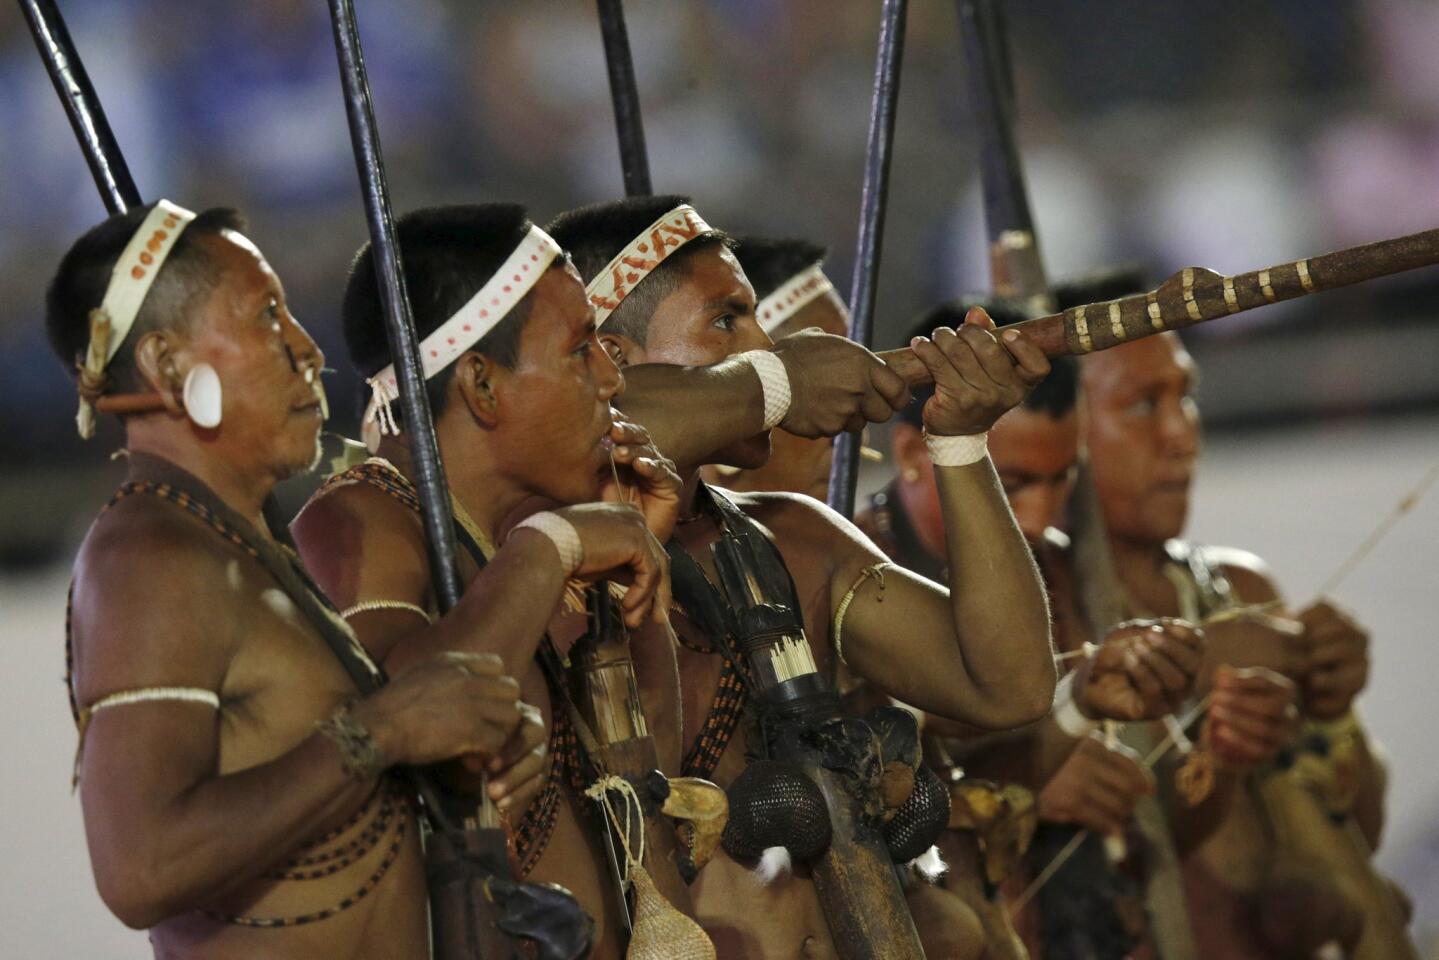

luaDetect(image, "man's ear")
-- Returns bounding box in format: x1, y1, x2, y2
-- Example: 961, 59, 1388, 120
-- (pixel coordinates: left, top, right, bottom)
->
891, 422, 927, 475
599, 332, 644, 368
454, 352, 503, 427
131, 330, 186, 415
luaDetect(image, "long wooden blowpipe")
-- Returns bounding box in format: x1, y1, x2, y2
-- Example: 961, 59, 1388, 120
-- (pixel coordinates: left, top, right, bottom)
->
878, 227, 1439, 386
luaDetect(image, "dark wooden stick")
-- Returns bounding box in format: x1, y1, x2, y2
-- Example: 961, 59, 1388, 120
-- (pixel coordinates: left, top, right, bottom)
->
813, 7, 934, 954
18, 0, 140, 214
325, 3, 521, 957
96, 393, 164, 415
595, 0, 652, 197
879, 228, 1439, 387
957, 0, 1051, 309
827, 0, 909, 520
959, 1, 1031, 243
325, 0, 464, 615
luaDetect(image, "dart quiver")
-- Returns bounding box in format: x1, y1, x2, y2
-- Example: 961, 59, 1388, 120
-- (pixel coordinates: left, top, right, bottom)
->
569, 586, 706, 920
708, 515, 940, 960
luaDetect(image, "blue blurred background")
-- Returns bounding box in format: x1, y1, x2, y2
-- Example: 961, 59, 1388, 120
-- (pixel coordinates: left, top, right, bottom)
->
0, 1, 1435, 954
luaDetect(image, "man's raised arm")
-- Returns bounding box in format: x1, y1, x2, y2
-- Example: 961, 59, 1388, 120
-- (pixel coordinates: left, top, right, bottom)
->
616, 329, 910, 473
826, 312, 1056, 729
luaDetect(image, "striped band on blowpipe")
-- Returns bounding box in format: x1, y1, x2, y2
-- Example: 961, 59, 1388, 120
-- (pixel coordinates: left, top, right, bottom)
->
879, 227, 1439, 387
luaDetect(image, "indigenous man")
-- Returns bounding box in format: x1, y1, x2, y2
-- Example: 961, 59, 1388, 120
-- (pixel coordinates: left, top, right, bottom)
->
869, 296, 1302, 959
698, 236, 849, 499
291, 204, 687, 959
1082, 331, 1399, 957
863, 297, 1181, 959
292, 199, 924, 955
549, 194, 1057, 959
53, 201, 563, 959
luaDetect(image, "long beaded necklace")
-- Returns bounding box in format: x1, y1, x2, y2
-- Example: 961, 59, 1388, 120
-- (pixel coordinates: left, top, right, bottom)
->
69, 475, 407, 928
317, 457, 587, 876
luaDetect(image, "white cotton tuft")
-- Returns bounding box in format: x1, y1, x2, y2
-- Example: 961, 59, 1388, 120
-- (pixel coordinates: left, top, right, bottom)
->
753, 846, 792, 885
911, 845, 947, 881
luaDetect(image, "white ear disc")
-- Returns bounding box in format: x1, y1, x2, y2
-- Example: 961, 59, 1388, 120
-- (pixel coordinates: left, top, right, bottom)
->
183, 363, 223, 429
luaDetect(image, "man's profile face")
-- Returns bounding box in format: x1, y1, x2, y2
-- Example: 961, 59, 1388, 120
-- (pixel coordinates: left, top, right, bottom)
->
184, 231, 325, 480
989, 406, 1079, 545
490, 260, 622, 505
1082, 334, 1200, 545
717, 290, 850, 497
633, 244, 772, 469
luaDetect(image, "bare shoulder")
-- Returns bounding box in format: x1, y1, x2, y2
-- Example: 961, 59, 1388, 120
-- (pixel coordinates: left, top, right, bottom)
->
70, 496, 246, 704
723, 489, 891, 589
725, 490, 874, 553
291, 474, 428, 595
1202, 543, 1283, 604
292, 472, 423, 547
77, 494, 240, 609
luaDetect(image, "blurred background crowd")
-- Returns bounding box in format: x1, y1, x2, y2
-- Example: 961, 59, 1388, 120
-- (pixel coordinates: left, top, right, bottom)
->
0, 0, 1435, 954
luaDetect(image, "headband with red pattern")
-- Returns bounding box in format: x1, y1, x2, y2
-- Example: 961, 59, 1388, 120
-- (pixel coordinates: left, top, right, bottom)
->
585, 204, 714, 327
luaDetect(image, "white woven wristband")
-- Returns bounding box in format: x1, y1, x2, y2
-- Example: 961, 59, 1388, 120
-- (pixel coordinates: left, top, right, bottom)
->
735, 350, 792, 430
513, 512, 583, 577
1052, 671, 1099, 738
924, 429, 988, 467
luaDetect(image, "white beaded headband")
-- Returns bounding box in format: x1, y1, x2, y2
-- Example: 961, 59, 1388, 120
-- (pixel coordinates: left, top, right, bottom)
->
585, 204, 714, 327
363, 224, 563, 438
75, 199, 198, 438
756, 263, 834, 335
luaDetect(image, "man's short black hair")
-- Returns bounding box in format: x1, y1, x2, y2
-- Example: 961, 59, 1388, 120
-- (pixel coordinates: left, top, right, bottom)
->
546, 194, 731, 346
46, 203, 246, 394
342, 203, 542, 425
896, 295, 1077, 426
732, 236, 828, 301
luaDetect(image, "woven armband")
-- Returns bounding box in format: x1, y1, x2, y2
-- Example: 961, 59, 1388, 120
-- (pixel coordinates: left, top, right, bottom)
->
1052, 671, 1099, 739
924, 429, 988, 467
734, 350, 792, 430
513, 511, 583, 576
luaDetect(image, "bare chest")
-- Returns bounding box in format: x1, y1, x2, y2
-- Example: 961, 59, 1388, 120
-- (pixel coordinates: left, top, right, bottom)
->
216, 563, 360, 773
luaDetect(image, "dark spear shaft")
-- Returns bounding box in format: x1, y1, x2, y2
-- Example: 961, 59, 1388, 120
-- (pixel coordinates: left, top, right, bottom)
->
957, 0, 1051, 307
827, 0, 908, 519
959, 0, 1031, 245
326, 4, 524, 958
878, 227, 1439, 386
595, 0, 652, 197
590, 0, 715, 934
326, 0, 463, 614
18, 0, 139, 214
